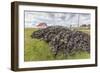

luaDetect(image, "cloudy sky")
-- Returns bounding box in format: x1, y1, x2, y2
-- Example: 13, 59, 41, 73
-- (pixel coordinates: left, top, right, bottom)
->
24, 11, 91, 27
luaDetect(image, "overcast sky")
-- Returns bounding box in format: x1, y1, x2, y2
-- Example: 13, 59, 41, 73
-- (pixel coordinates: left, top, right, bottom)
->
25, 11, 91, 27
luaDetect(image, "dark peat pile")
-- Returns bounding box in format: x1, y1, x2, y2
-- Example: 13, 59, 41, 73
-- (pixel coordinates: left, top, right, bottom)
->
31, 26, 90, 57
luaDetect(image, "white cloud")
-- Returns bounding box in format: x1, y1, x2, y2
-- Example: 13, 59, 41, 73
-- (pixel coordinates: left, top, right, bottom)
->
25, 11, 91, 27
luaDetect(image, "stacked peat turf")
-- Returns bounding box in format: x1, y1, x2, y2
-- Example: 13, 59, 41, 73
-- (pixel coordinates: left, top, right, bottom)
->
31, 26, 90, 57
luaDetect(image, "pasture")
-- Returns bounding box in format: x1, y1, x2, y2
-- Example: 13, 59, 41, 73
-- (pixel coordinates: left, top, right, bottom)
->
24, 27, 90, 61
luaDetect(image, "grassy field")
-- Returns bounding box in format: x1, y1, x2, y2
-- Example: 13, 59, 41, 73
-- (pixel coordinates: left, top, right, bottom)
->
24, 28, 90, 61
74, 27, 90, 35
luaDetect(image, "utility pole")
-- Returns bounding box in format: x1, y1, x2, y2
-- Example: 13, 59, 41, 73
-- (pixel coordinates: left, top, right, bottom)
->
77, 14, 80, 27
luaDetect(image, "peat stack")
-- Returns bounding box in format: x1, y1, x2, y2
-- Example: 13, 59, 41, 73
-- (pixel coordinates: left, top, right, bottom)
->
31, 26, 90, 57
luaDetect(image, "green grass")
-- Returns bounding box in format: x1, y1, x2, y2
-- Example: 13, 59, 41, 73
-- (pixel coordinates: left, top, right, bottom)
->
74, 27, 90, 34
24, 28, 90, 61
